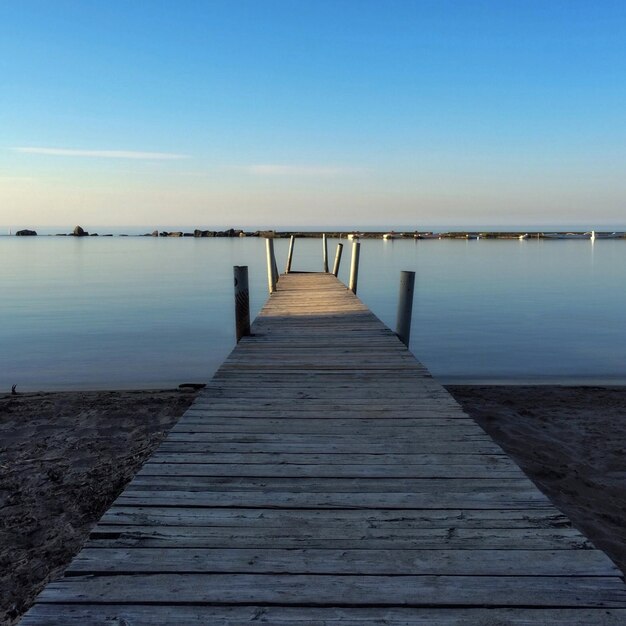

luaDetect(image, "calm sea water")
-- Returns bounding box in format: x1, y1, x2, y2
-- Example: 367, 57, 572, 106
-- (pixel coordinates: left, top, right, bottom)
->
1, 236, 625, 390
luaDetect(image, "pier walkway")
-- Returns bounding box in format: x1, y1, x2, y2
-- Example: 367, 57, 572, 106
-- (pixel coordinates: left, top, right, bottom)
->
23, 272, 626, 624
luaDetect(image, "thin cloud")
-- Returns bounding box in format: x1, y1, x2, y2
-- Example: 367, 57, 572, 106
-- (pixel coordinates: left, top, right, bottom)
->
248, 164, 357, 177
12, 147, 190, 160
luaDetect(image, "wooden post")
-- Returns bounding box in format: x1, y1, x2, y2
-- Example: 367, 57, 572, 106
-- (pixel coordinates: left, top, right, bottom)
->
332, 243, 343, 277
396, 270, 415, 347
233, 265, 250, 342
322, 233, 329, 273
266, 238, 277, 293
348, 241, 360, 294
285, 235, 295, 273
272, 244, 279, 285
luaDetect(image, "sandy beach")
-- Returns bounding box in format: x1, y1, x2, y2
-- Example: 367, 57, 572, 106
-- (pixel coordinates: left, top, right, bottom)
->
0, 389, 197, 625
448, 385, 626, 578
1, 385, 625, 624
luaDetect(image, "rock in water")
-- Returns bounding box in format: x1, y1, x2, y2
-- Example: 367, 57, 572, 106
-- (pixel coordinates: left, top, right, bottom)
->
16, 229, 37, 236
73, 225, 88, 236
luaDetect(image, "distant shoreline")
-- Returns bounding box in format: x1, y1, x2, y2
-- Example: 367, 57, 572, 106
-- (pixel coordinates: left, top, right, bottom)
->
5, 228, 626, 240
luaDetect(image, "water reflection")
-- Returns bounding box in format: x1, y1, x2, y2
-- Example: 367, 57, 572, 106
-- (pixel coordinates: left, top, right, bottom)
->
0, 237, 624, 389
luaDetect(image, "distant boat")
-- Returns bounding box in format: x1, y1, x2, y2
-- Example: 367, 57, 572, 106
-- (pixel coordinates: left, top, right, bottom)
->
519, 233, 529, 240
383, 232, 400, 240
347, 233, 360, 240
542, 232, 589, 240
589, 231, 624, 240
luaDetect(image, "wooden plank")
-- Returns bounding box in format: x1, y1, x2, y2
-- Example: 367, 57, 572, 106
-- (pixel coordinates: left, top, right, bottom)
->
179, 404, 461, 415
171, 418, 480, 431
145, 452, 513, 465
184, 407, 467, 416
113, 490, 552, 509
124, 476, 541, 493
155, 441, 505, 453
67, 547, 619, 576
86, 524, 591, 550
137, 462, 523, 478
19, 605, 626, 626
163, 433, 495, 445
169, 422, 485, 435
188, 394, 459, 404
35, 574, 626, 606
99, 506, 571, 529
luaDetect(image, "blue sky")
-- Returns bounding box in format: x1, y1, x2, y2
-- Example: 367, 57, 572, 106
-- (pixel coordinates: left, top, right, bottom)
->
1, 0, 625, 230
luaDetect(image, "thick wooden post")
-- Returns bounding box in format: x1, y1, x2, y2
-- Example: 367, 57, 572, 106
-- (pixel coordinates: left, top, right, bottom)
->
233, 265, 250, 342
322, 233, 329, 273
285, 235, 295, 273
332, 243, 343, 277
396, 270, 415, 347
266, 238, 277, 293
272, 245, 279, 285
348, 241, 360, 294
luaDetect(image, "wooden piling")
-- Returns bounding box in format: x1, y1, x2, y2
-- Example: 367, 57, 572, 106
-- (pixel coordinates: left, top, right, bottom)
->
266, 238, 277, 293
233, 265, 250, 342
285, 235, 295, 273
396, 270, 415, 347
348, 241, 360, 294
332, 243, 343, 277
322, 234, 329, 273
272, 247, 279, 286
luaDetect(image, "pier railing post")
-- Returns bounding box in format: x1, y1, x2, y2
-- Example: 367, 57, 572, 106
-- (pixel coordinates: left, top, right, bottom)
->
285, 235, 295, 273
266, 238, 277, 293
348, 241, 360, 294
272, 245, 279, 285
332, 243, 343, 277
233, 265, 250, 342
396, 270, 415, 347
322, 233, 329, 273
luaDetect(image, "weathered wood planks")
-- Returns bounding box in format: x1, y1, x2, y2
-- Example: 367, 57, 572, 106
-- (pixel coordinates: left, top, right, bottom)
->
33, 573, 626, 606
21, 272, 626, 624
19, 606, 626, 625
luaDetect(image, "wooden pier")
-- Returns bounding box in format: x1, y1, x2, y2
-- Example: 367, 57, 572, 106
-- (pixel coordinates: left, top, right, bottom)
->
22, 271, 626, 624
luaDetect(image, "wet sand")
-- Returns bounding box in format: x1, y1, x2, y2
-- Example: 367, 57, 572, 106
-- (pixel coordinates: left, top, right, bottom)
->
1, 386, 625, 624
